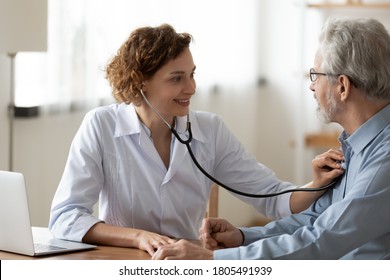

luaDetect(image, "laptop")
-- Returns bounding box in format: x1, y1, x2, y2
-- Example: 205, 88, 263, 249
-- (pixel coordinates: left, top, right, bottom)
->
0, 170, 96, 256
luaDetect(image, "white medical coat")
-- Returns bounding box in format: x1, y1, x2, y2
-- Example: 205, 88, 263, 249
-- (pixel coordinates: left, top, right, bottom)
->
49, 103, 293, 241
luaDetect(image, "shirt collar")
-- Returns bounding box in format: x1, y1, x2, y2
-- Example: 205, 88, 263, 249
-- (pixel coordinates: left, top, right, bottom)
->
339, 103, 390, 155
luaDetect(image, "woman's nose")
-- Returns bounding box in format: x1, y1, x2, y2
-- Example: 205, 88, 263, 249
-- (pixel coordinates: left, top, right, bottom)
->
185, 78, 196, 95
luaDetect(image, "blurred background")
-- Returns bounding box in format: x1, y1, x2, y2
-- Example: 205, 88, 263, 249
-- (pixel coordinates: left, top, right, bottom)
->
1, 0, 390, 227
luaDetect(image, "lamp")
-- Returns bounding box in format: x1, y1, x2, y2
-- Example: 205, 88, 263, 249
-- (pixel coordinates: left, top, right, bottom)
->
0, 0, 48, 171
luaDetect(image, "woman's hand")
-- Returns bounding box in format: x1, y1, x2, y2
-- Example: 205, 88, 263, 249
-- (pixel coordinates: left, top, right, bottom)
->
290, 148, 345, 213
312, 148, 345, 188
135, 230, 176, 256
82, 223, 175, 256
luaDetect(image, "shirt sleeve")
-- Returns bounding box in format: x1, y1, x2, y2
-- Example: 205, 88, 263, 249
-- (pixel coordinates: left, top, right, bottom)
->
210, 114, 294, 219
214, 145, 390, 259
49, 110, 104, 242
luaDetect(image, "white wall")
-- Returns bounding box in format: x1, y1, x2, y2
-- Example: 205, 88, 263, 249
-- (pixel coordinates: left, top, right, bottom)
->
12, 112, 86, 227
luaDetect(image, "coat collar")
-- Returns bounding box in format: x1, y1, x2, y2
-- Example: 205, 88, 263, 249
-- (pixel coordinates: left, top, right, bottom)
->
114, 103, 207, 144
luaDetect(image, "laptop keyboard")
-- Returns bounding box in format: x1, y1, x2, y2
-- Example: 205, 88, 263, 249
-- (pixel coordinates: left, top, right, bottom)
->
34, 243, 66, 253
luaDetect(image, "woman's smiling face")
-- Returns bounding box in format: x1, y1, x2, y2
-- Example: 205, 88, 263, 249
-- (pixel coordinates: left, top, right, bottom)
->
143, 47, 196, 119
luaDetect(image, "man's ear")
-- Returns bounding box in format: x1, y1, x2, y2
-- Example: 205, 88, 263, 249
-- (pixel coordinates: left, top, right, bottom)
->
337, 75, 351, 101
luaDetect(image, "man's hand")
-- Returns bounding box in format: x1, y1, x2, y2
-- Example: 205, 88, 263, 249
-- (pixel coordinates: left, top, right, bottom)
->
199, 218, 243, 250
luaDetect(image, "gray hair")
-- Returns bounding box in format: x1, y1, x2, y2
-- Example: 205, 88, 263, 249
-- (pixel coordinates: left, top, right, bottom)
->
318, 17, 390, 100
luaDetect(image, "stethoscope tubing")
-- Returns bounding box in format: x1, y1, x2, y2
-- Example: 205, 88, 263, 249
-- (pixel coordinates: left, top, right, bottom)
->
171, 125, 336, 198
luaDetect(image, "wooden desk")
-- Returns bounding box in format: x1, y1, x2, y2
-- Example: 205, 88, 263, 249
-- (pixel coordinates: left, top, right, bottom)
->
0, 246, 150, 260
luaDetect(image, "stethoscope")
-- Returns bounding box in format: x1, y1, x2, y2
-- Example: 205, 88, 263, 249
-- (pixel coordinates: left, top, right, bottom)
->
140, 89, 338, 198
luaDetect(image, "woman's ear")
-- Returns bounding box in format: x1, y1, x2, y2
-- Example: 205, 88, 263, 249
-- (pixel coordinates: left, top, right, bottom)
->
141, 81, 148, 93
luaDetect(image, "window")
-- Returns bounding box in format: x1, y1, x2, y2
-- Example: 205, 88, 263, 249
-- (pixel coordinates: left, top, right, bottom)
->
15, 0, 258, 112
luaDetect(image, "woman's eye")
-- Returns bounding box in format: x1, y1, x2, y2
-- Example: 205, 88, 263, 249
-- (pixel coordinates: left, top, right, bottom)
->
172, 76, 181, 82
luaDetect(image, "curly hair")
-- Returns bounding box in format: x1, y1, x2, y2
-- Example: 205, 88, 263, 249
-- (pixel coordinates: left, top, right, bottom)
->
105, 24, 193, 104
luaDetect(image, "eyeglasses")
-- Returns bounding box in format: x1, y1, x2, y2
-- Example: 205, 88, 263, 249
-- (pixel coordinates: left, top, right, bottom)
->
309, 68, 358, 88
309, 68, 339, 82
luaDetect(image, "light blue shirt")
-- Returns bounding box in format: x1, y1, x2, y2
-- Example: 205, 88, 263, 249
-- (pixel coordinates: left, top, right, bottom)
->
49, 103, 294, 242
215, 103, 390, 259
